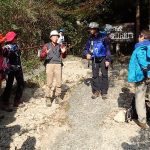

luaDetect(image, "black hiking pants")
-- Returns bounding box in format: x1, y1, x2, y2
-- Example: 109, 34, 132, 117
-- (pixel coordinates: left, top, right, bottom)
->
92, 58, 108, 94
1, 69, 24, 105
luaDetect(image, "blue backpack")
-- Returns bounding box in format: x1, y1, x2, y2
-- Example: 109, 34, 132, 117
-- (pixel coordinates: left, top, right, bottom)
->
90, 36, 107, 58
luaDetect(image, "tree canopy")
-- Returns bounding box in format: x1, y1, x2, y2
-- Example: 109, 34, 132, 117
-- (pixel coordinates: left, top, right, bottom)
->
0, 0, 149, 55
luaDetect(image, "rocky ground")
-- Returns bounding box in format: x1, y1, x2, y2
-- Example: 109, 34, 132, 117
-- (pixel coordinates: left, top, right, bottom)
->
47, 62, 149, 150
0, 56, 91, 150
1, 56, 150, 150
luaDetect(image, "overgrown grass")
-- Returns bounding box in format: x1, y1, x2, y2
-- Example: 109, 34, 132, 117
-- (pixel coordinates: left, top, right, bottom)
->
22, 57, 40, 72
25, 70, 46, 88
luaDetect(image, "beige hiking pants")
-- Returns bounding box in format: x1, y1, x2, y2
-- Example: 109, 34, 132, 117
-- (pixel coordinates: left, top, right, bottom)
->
45, 64, 62, 98
135, 82, 147, 123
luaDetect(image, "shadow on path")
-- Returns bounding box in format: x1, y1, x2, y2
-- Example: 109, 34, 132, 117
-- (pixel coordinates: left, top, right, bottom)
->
0, 81, 38, 149
122, 128, 150, 150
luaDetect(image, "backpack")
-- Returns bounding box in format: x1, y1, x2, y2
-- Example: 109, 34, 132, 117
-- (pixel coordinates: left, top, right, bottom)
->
89, 32, 109, 58
0, 57, 8, 80
3, 44, 21, 74
125, 96, 150, 122
125, 97, 138, 122
94, 42, 106, 58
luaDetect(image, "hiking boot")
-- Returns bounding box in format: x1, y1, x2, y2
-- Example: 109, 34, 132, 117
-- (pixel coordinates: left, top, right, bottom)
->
137, 121, 149, 129
91, 91, 100, 99
101, 94, 108, 100
55, 96, 62, 104
46, 98, 52, 107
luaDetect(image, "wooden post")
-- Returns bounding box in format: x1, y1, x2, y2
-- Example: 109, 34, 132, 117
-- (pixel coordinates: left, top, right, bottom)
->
136, 0, 140, 42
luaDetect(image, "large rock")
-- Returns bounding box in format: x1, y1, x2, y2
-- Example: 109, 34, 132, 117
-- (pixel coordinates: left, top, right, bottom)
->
114, 110, 126, 123
119, 69, 128, 78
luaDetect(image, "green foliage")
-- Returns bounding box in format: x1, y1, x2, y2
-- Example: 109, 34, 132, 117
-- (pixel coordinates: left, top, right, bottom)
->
1, 0, 147, 69
54, 0, 112, 55
0, 0, 112, 58
0, 0, 62, 45
54, 0, 86, 6
22, 51, 41, 72
0, 0, 62, 70
54, 0, 74, 5
22, 56, 40, 73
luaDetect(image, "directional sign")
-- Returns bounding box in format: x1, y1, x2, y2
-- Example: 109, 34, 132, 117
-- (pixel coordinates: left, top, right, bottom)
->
105, 23, 135, 43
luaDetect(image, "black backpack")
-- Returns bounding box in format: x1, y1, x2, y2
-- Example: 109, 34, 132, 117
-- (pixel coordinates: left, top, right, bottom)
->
125, 96, 150, 122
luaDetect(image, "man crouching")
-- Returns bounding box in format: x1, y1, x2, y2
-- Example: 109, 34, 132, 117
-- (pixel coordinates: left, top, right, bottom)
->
40, 30, 67, 107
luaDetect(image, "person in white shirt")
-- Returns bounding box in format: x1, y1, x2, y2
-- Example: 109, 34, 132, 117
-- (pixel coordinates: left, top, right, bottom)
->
57, 29, 65, 45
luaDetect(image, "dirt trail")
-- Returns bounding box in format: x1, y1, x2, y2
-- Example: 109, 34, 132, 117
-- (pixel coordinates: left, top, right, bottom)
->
1, 57, 149, 150
46, 63, 150, 150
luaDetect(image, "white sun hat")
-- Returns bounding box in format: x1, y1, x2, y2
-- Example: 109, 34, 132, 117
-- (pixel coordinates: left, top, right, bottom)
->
50, 30, 60, 37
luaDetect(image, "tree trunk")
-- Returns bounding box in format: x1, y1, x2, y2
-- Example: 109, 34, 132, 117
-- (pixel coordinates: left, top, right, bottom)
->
136, 0, 140, 42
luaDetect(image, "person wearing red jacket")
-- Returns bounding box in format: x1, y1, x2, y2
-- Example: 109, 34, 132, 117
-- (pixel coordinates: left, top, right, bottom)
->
40, 30, 67, 107
0, 34, 5, 119
1, 32, 24, 111
0, 34, 6, 87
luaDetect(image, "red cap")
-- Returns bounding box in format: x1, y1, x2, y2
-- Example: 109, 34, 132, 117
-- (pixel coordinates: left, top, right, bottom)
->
5, 31, 17, 42
0, 34, 6, 43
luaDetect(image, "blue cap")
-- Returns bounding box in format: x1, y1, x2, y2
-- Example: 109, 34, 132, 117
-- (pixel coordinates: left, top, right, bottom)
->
100, 31, 107, 38
59, 29, 64, 32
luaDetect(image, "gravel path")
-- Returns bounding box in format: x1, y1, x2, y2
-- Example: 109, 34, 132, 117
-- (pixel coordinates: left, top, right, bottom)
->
47, 64, 145, 150
48, 82, 113, 150
1, 58, 146, 150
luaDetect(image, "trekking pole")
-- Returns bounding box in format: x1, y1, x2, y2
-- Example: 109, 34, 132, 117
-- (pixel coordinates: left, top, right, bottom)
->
88, 39, 93, 68
88, 60, 90, 68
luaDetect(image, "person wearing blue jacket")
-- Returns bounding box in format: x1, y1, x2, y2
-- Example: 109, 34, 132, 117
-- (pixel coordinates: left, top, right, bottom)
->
128, 30, 150, 129
83, 22, 111, 99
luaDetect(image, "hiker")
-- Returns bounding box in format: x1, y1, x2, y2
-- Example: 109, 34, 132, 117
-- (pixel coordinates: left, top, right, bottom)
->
58, 29, 65, 45
128, 30, 150, 129
0, 34, 6, 119
0, 34, 6, 88
40, 30, 67, 107
1, 31, 25, 111
83, 22, 111, 99
58, 29, 70, 52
